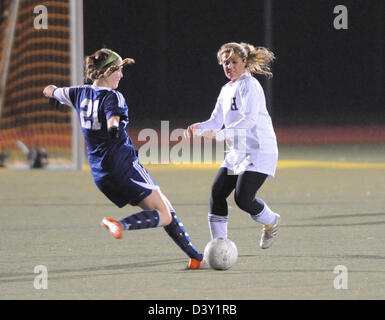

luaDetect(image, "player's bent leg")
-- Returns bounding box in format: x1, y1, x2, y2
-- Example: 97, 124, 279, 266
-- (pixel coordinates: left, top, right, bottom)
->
157, 189, 175, 213
101, 188, 205, 268
156, 189, 205, 268
137, 189, 172, 226
234, 170, 267, 215
101, 208, 162, 238
101, 189, 170, 238
163, 210, 203, 265
159, 191, 206, 268
235, 171, 280, 249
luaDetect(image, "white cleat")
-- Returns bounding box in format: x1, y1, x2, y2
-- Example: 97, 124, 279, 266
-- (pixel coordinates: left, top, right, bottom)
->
260, 214, 280, 249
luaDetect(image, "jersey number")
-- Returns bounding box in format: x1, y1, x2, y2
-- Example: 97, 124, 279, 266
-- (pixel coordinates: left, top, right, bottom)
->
80, 98, 101, 130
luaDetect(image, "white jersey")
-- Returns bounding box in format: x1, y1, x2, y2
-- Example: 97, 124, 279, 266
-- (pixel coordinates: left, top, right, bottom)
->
197, 72, 278, 176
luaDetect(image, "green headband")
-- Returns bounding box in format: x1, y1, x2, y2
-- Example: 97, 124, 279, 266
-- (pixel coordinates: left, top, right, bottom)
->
100, 51, 121, 70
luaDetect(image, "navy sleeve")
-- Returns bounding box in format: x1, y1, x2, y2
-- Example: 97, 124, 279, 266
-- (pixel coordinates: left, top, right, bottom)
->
103, 91, 127, 120
68, 87, 78, 106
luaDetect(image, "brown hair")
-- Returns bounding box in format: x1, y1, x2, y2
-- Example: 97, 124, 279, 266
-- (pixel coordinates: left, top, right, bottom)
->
85, 48, 135, 81
217, 42, 275, 78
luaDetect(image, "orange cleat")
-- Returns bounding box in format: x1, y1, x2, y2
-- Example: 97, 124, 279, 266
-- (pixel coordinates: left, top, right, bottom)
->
187, 258, 208, 270
101, 217, 123, 239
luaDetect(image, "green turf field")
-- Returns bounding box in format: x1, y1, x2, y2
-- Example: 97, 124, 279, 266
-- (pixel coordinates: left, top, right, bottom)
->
0, 144, 384, 300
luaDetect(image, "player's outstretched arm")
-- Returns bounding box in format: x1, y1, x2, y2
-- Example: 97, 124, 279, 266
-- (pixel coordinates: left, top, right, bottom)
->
43, 85, 63, 108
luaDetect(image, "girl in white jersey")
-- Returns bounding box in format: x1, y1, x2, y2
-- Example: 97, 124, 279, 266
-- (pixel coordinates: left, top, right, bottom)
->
186, 42, 280, 249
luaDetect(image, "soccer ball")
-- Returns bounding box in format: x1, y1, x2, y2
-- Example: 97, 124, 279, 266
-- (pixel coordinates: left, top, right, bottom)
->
204, 237, 238, 270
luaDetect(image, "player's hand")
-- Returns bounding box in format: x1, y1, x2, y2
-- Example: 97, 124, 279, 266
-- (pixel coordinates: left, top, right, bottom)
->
43, 85, 57, 98
200, 130, 216, 139
184, 124, 200, 139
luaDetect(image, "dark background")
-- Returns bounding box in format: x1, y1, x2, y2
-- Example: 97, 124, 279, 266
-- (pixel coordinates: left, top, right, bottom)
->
83, 0, 384, 128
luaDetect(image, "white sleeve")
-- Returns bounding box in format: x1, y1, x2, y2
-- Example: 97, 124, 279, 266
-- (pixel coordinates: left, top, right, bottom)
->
196, 90, 224, 133
52, 87, 75, 108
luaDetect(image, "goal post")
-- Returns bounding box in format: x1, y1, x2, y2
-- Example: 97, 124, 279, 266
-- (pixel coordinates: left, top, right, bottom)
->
264, 0, 273, 117
0, 0, 19, 120
70, 0, 84, 170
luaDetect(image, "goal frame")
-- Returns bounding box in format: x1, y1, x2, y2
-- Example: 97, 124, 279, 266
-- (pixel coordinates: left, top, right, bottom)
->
0, 0, 20, 120
70, 0, 85, 170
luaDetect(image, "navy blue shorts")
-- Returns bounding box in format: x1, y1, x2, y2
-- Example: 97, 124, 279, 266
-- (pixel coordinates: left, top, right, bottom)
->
95, 159, 158, 208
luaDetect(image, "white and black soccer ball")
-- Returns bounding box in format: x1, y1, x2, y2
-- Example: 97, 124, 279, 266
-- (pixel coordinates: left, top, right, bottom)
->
204, 237, 238, 270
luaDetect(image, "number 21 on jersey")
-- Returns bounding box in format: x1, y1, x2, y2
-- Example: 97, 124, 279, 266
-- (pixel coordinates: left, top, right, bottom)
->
80, 98, 101, 130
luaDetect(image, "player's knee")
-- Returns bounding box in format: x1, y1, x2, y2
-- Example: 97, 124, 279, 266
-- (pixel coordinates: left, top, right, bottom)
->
159, 208, 172, 226
234, 192, 252, 213
210, 186, 226, 203
210, 198, 228, 216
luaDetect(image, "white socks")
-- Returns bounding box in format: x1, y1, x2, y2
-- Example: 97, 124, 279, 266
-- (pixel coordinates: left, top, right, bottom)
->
250, 198, 277, 226
208, 199, 277, 240
208, 213, 228, 239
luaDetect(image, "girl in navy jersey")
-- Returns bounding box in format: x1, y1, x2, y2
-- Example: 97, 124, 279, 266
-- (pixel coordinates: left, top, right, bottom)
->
43, 48, 204, 269
186, 42, 280, 249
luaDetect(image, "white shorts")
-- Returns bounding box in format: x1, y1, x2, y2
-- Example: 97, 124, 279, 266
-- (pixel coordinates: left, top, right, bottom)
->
221, 151, 278, 177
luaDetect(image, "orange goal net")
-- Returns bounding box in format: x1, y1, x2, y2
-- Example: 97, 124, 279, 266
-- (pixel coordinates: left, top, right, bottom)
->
0, 0, 74, 167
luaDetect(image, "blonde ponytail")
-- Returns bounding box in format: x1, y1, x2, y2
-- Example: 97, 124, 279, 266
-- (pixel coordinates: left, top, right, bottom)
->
241, 43, 275, 78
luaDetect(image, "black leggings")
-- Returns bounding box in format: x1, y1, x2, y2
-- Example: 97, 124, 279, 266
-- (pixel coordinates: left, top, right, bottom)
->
210, 167, 268, 217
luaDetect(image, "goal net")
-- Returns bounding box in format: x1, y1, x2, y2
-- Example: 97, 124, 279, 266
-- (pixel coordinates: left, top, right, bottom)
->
0, 0, 83, 169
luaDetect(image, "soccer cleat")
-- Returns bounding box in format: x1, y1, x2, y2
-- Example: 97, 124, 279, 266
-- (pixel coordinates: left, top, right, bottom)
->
101, 217, 123, 239
187, 258, 209, 270
259, 214, 280, 249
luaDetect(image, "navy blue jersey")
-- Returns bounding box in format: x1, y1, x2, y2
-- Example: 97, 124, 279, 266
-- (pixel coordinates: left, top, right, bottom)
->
53, 85, 137, 181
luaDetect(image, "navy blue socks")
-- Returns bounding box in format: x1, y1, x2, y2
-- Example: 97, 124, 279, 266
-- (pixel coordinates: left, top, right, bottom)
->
119, 209, 203, 261
119, 209, 161, 230
163, 211, 203, 261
